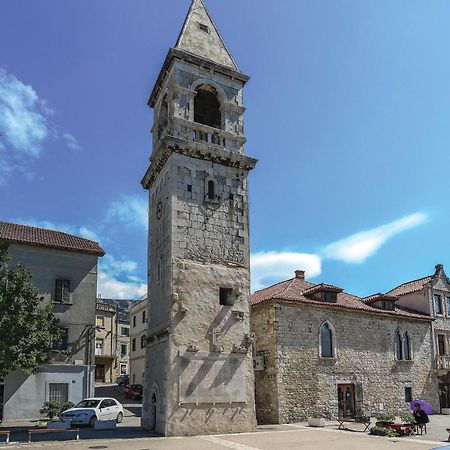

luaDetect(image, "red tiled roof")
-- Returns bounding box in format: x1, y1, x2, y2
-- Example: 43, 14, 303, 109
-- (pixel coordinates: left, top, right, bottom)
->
303, 283, 343, 296
362, 293, 399, 304
387, 276, 432, 297
251, 277, 431, 321
0, 221, 105, 256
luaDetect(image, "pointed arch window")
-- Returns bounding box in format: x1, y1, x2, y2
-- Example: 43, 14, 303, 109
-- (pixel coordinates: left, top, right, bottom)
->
320, 322, 336, 358
395, 331, 403, 360
403, 333, 411, 360
395, 330, 412, 360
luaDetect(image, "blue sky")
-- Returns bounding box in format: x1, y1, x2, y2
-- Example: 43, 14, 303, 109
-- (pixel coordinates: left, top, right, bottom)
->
1, 0, 450, 299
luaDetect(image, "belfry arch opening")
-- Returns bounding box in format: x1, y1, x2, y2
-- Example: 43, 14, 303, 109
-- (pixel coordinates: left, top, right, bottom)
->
194, 85, 221, 129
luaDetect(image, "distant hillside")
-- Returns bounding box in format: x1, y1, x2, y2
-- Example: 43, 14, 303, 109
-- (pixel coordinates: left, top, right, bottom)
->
99, 298, 137, 322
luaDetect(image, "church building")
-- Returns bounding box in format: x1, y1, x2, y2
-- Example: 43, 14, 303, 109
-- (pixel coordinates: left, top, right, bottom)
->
141, 0, 257, 436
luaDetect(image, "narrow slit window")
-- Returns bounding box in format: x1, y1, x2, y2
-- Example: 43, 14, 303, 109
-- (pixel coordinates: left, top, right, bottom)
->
207, 180, 215, 200
198, 23, 209, 33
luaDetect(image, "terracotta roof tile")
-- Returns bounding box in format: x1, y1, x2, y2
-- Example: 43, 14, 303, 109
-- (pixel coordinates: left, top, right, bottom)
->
303, 283, 343, 296
251, 277, 431, 321
362, 293, 399, 304
387, 276, 432, 296
0, 221, 105, 256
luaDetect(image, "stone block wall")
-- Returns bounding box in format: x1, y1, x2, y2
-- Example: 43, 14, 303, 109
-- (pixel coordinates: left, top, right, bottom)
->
252, 300, 439, 423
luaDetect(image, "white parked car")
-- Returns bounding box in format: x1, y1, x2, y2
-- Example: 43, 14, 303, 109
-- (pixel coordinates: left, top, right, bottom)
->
60, 397, 124, 426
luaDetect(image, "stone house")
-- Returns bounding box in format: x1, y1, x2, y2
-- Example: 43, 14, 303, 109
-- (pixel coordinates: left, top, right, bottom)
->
251, 270, 439, 424
129, 295, 147, 385
388, 264, 450, 412
0, 221, 104, 420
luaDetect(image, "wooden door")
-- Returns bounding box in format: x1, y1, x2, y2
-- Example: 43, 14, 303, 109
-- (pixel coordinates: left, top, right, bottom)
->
95, 365, 105, 383
338, 384, 356, 418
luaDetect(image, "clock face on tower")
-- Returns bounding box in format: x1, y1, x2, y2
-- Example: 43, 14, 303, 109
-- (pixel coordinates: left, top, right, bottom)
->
156, 201, 162, 220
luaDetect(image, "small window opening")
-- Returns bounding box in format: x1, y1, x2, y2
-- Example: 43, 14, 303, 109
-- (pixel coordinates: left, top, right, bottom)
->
322, 291, 337, 302
194, 86, 221, 129
207, 180, 215, 200
405, 387, 412, 403
187, 184, 192, 192
229, 193, 234, 201
198, 23, 209, 33
219, 287, 235, 306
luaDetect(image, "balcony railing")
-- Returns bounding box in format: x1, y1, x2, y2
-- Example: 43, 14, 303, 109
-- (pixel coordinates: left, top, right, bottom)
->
155, 118, 245, 153
436, 355, 450, 370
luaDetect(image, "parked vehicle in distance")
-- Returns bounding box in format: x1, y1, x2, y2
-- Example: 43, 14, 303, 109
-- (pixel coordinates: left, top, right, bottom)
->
116, 374, 129, 385
60, 397, 124, 426
123, 384, 143, 400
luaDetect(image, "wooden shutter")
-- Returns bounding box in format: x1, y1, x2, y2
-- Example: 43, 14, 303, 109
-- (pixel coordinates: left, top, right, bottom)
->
55, 279, 63, 302
63, 279, 70, 302
354, 382, 364, 418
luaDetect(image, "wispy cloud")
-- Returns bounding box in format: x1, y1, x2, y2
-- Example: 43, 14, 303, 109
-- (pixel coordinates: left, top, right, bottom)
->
105, 195, 148, 229
62, 132, 81, 151
12, 218, 101, 243
323, 212, 427, 264
251, 251, 321, 291
98, 255, 146, 299
251, 212, 428, 291
0, 68, 81, 183
0, 68, 49, 158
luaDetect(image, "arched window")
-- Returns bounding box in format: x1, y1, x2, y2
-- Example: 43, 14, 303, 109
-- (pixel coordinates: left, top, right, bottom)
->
395, 331, 403, 360
157, 95, 168, 138
194, 85, 221, 129
141, 334, 147, 349
403, 332, 411, 360
320, 322, 335, 358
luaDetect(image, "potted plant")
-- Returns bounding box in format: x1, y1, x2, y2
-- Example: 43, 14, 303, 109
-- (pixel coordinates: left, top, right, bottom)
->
375, 412, 396, 427
369, 426, 398, 437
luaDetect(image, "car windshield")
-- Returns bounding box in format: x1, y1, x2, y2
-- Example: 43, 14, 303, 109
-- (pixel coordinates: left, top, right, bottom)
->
75, 400, 100, 408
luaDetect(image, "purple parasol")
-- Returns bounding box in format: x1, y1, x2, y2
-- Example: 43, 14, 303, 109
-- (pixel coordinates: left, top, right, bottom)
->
410, 399, 432, 415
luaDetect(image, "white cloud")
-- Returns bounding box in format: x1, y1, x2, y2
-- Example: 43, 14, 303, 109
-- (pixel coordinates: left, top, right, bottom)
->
323, 212, 428, 264
0, 68, 81, 183
251, 251, 322, 291
0, 68, 48, 157
105, 195, 148, 229
62, 132, 81, 151
11, 218, 101, 243
98, 254, 146, 299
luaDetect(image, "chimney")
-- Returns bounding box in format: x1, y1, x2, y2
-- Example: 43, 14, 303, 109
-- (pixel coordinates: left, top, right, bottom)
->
435, 264, 444, 273
295, 270, 305, 280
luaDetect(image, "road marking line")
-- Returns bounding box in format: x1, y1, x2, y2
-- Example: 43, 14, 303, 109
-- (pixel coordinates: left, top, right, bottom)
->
200, 435, 262, 450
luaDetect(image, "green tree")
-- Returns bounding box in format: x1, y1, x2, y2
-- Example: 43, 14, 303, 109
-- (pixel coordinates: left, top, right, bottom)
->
0, 243, 61, 378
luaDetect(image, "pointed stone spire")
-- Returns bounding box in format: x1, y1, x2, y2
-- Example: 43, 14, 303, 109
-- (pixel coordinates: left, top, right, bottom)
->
175, 0, 239, 70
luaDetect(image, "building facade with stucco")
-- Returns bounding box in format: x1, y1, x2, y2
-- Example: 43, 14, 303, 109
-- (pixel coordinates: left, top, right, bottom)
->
251, 270, 439, 424
0, 221, 104, 420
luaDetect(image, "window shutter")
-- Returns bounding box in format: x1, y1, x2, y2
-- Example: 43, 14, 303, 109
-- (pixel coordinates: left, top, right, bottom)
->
354, 382, 364, 418
55, 279, 63, 302
63, 280, 70, 302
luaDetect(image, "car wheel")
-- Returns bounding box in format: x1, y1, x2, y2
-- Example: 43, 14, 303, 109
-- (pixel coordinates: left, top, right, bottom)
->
89, 415, 97, 427
116, 412, 123, 423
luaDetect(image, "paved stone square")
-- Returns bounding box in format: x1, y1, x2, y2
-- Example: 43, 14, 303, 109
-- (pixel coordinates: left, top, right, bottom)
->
2, 420, 450, 450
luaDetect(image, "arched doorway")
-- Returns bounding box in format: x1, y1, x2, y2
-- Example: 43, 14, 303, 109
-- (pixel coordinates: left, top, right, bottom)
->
150, 391, 158, 431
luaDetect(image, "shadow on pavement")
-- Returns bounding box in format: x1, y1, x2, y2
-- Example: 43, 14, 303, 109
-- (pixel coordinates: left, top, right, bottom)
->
2, 425, 158, 443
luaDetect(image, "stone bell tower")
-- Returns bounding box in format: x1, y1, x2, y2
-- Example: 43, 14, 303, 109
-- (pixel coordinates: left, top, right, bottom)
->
141, 0, 257, 436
